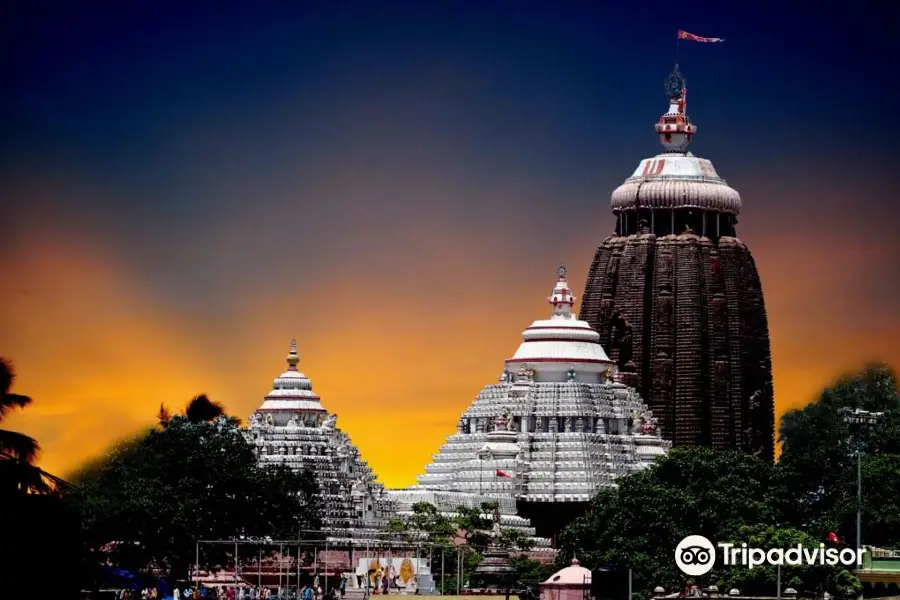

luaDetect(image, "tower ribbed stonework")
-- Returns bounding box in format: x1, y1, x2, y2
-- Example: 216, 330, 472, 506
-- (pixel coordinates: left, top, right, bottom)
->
579, 67, 775, 460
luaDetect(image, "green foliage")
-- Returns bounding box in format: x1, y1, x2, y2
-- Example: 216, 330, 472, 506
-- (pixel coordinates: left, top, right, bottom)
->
0, 356, 45, 493
512, 556, 553, 589
387, 502, 457, 543
455, 502, 495, 548
556, 446, 857, 597
778, 363, 900, 545
555, 364, 900, 598
69, 414, 321, 582
711, 525, 860, 597
500, 527, 535, 552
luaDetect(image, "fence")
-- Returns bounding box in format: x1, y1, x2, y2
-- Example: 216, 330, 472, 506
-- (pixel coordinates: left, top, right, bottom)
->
192, 533, 490, 597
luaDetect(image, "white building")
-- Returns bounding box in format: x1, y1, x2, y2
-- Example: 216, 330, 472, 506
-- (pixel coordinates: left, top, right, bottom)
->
388, 267, 670, 535
245, 339, 395, 541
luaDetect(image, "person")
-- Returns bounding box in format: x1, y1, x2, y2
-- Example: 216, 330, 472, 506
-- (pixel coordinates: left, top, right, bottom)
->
304, 585, 313, 600
174, 587, 180, 600
339, 577, 346, 599
381, 573, 389, 596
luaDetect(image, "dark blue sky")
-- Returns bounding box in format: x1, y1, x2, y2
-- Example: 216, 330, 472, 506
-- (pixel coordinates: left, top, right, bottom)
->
2, 1, 898, 482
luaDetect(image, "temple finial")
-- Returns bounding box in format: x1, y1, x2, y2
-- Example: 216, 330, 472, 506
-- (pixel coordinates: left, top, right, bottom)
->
657, 65, 695, 153
286, 338, 300, 369
548, 267, 575, 317
665, 64, 685, 101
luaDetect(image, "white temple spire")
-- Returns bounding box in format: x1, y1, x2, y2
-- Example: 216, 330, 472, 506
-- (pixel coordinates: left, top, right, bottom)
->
548, 265, 575, 318
287, 338, 300, 370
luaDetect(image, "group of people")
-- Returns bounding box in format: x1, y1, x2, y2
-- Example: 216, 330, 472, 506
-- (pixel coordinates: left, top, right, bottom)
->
117, 575, 349, 600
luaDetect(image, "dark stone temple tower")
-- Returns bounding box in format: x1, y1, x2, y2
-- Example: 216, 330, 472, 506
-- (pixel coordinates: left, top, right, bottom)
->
579, 66, 775, 460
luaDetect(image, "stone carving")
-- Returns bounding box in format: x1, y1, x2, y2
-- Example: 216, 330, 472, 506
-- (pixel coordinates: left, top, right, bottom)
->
321, 413, 337, 430
610, 310, 634, 369
287, 415, 298, 427
265, 413, 274, 426
567, 368, 576, 382
494, 408, 512, 431
535, 416, 544, 433
564, 417, 572, 432
250, 413, 261, 426
580, 204, 776, 461
499, 370, 509, 383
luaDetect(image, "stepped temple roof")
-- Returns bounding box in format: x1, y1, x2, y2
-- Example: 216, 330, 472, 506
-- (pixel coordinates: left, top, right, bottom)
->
245, 340, 395, 541
388, 268, 669, 536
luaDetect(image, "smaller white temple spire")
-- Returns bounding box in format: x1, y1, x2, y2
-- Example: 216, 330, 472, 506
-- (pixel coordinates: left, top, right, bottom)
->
548, 265, 575, 318
286, 338, 300, 370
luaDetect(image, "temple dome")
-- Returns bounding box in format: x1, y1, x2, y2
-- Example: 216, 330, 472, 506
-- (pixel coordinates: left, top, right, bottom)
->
543, 559, 592, 586
507, 266, 613, 379
610, 155, 742, 214
257, 339, 324, 412
610, 68, 741, 216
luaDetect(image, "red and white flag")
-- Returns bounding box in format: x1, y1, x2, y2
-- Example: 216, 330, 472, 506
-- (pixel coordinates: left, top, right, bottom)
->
496, 469, 512, 478
828, 532, 843, 544
678, 30, 725, 43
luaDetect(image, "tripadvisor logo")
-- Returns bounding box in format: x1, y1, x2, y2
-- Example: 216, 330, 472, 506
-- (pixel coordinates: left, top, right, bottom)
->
675, 535, 866, 576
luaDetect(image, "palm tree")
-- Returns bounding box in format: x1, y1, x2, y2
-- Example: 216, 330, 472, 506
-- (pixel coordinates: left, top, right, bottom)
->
156, 402, 172, 427
0, 357, 50, 493
183, 394, 226, 423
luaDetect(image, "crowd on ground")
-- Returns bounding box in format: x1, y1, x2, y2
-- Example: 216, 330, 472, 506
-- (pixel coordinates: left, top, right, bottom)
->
112, 575, 351, 600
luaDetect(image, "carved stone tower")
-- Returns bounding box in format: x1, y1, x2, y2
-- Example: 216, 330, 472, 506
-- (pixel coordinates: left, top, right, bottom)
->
579, 66, 775, 460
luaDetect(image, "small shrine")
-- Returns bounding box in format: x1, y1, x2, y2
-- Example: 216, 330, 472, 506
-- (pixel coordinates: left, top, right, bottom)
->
540, 559, 592, 600
470, 506, 517, 593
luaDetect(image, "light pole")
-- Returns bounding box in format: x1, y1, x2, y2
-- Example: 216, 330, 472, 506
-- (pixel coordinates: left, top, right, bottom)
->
840, 407, 882, 553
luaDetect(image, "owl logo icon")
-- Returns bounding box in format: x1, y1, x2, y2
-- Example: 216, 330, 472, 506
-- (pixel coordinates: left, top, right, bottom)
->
675, 535, 716, 576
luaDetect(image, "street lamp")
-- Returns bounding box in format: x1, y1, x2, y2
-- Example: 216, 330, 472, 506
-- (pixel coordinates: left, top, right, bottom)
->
840, 407, 883, 553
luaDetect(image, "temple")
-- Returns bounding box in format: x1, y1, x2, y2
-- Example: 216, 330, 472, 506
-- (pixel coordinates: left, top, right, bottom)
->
389, 267, 670, 537
245, 339, 395, 541
578, 65, 775, 460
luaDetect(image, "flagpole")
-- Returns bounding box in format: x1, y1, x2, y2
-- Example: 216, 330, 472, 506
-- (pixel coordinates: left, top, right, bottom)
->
777, 564, 781, 600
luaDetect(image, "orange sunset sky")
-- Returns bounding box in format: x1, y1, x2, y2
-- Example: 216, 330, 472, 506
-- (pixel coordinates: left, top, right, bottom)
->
1, 3, 897, 487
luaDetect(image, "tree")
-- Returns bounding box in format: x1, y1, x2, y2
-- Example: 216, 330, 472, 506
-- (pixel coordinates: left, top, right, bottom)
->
454, 502, 495, 548
156, 403, 172, 427
778, 363, 900, 544
387, 501, 524, 593
556, 447, 788, 598
70, 408, 321, 582
711, 525, 860, 598
0, 357, 47, 493
511, 555, 553, 590
387, 502, 456, 544
183, 394, 227, 423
